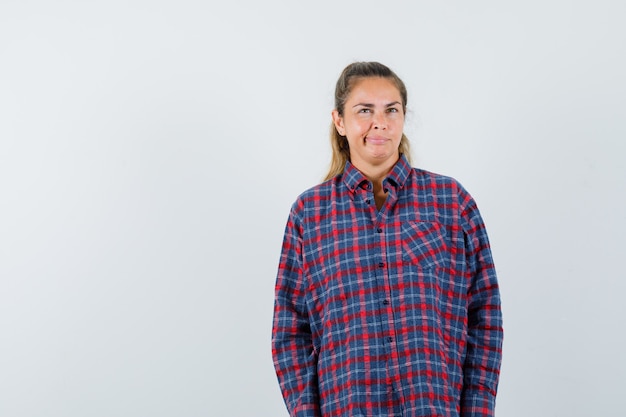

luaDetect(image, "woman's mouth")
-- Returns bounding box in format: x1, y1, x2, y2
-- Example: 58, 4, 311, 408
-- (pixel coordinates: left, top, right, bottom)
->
365, 136, 388, 145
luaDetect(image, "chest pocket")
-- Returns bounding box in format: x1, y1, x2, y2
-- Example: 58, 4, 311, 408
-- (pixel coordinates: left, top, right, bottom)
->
401, 221, 448, 269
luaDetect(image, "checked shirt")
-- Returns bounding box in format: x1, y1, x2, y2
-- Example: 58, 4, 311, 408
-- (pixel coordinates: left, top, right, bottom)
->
272, 155, 503, 417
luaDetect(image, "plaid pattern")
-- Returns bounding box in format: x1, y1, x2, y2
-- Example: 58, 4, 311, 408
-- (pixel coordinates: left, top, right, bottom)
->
272, 155, 503, 417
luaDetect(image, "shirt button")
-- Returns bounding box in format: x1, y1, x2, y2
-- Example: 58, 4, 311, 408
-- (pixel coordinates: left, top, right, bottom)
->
378, 262, 384, 267
383, 299, 390, 305
386, 337, 393, 343
377, 228, 382, 233
365, 199, 371, 204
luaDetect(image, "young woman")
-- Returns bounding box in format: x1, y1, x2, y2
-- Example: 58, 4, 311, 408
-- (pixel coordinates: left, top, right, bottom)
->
272, 62, 503, 417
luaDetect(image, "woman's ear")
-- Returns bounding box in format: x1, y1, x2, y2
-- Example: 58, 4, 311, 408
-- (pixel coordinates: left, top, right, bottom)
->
331, 109, 345, 136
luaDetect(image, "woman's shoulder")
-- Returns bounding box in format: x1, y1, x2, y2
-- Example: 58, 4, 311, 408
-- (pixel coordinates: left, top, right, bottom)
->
296, 176, 339, 200
410, 167, 465, 190
289, 176, 341, 216
408, 167, 480, 211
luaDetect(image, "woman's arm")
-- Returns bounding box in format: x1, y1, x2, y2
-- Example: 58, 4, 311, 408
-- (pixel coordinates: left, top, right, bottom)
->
272, 207, 321, 417
459, 190, 504, 417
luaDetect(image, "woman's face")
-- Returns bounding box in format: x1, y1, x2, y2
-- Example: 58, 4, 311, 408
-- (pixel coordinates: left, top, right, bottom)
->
332, 77, 405, 172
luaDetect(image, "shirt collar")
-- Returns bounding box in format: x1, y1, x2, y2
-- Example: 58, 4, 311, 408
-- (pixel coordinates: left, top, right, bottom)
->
342, 154, 412, 193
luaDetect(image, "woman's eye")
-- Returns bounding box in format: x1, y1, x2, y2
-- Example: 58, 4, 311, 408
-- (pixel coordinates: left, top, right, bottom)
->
358, 108, 371, 113
387, 108, 399, 113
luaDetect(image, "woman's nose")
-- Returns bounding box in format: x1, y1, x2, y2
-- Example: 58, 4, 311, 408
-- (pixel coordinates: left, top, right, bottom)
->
373, 114, 387, 130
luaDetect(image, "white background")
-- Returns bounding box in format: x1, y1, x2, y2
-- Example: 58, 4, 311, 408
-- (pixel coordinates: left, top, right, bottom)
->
1, 1, 625, 416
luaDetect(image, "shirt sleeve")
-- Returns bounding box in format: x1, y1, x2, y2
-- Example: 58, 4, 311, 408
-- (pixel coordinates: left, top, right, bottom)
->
271, 204, 321, 417
458, 189, 504, 417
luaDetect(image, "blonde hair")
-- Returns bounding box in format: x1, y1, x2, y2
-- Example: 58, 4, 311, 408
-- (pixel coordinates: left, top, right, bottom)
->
324, 62, 412, 181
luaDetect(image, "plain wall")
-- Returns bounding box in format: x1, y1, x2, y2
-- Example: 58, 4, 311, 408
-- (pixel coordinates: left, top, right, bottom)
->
1, 1, 625, 416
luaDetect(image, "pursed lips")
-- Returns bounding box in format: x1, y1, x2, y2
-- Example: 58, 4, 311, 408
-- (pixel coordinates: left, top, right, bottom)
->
365, 136, 389, 145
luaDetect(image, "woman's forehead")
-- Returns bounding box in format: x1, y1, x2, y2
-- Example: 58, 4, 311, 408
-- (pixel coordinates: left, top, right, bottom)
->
348, 77, 403, 102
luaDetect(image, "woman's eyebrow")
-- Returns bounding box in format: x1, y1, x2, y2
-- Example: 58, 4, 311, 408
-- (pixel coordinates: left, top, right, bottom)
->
352, 101, 401, 108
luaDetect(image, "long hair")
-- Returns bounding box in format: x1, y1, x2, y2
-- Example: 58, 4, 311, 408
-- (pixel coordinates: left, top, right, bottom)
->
324, 62, 412, 181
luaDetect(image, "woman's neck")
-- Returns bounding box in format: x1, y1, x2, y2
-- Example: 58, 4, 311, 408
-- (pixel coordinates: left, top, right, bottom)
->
353, 155, 399, 188
352, 155, 399, 210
